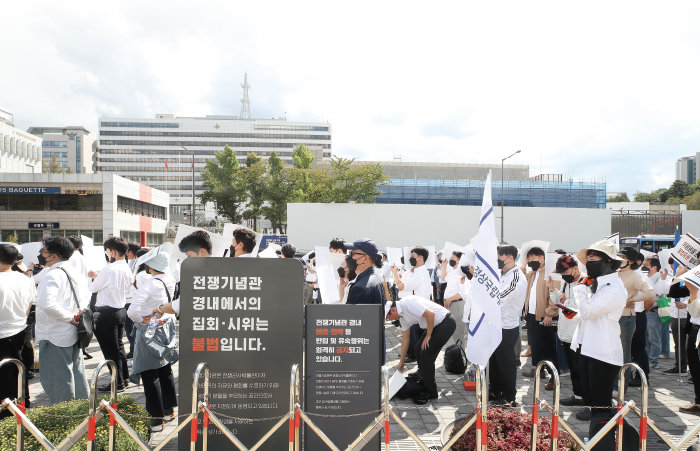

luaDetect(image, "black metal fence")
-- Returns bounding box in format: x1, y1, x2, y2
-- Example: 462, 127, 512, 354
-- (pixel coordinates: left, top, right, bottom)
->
611, 211, 682, 237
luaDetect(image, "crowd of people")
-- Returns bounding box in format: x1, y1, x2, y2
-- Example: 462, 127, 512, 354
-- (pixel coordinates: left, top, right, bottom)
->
2, 227, 700, 438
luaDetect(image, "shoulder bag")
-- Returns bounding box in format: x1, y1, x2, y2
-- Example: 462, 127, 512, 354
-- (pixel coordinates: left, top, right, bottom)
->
58, 267, 94, 349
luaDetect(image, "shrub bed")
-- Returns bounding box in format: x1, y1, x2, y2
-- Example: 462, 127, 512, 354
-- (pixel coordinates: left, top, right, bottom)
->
0, 395, 150, 451
449, 406, 577, 450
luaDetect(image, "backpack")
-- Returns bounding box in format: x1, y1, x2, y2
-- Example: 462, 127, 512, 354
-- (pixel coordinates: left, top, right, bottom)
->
443, 339, 467, 374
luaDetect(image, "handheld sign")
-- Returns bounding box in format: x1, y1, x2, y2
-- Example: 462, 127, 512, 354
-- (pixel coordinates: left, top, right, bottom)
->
671, 233, 700, 269
178, 258, 304, 450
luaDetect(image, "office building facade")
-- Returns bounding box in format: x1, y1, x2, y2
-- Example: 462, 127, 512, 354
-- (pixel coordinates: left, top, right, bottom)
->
0, 173, 169, 246
676, 155, 698, 185
0, 107, 42, 173
97, 114, 332, 218
28, 126, 96, 174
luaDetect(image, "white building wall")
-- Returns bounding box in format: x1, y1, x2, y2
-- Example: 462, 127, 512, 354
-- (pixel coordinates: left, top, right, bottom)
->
0, 120, 42, 173
287, 203, 611, 253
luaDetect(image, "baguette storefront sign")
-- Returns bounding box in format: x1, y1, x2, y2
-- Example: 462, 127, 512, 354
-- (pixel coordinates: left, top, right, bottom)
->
671, 233, 700, 269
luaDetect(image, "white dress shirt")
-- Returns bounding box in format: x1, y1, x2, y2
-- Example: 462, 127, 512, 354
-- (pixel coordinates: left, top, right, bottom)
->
500, 266, 527, 329
127, 273, 176, 324
646, 272, 670, 309
66, 250, 90, 280
89, 260, 134, 308
551, 279, 582, 343
401, 265, 432, 300
0, 272, 34, 339
528, 271, 539, 314
396, 295, 449, 331
460, 277, 472, 323
36, 261, 91, 348
571, 272, 627, 366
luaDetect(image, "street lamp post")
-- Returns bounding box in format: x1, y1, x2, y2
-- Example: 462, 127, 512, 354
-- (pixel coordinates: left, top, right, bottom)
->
501, 150, 521, 243
179, 144, 195, 227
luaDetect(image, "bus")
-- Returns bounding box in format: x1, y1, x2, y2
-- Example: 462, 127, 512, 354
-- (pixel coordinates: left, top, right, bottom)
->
619, 234, 676, 253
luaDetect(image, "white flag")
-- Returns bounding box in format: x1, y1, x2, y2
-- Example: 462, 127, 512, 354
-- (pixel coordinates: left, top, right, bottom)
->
605, 232, 620, 252
465, 172, 502, 368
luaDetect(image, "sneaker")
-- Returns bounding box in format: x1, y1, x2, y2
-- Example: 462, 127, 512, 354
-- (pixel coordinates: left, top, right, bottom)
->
629, 377, 642, 388
126, 351, 134, 359
163, 410, 176, 423
150, 420, 164, 432
649, 361, 659, 369
98, 382, 128, 392
575, 408, 592, 421
560, 395, 584, 407
659, 354, 670, 359
663, 367, 688, 376
544, 377, 554, 391
679, 404, 700, 415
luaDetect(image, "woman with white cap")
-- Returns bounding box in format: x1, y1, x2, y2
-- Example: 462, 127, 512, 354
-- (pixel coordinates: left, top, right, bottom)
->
571, 240, 627, 430
127, 250, 178, 432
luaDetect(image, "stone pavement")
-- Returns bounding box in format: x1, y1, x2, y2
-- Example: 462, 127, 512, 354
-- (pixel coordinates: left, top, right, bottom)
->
24, 322, 699, 450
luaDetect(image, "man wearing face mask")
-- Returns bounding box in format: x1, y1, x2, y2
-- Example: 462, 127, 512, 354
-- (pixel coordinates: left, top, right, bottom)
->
441, 251, 470, 344
87, 237, 134, 391
616, 247, 654, 387
549, 254, 588, 417
337, 259, 356, 304
230, 228, 257, 258
392, 247, 432, 300
522, 246, 560, 389
489, 245, 527, 406
346, 239, 386, 306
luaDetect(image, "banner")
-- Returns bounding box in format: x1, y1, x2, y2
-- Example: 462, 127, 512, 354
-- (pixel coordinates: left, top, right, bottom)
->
670, 233, 700, 269
465, 172, 502, 368
605, 232, 620, 252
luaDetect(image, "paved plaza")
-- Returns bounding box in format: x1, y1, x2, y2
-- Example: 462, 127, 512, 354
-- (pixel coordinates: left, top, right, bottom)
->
22, 322, 700, 450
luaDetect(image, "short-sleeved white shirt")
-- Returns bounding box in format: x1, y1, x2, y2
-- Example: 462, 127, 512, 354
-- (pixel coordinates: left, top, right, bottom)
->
396, 295, 449, 331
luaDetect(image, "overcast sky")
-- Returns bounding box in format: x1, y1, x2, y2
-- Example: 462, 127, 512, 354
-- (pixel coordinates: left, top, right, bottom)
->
2, 1, 700, 196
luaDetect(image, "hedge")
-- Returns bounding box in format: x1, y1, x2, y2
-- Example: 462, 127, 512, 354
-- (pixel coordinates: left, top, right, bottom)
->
0, 395, 150, 451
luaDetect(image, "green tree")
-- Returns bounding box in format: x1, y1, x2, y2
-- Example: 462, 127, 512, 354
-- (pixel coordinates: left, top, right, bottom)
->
634, 188, 666, 203
43, 155, 70, 173
240, 153, 267, 231
683, 192, 700, 210
292, 144, 314, 169
607, 193, 630, 202
663, 180, 695, 202
261, 152, 299, 233
198, 146, 246, 223
324, 156, 388, 203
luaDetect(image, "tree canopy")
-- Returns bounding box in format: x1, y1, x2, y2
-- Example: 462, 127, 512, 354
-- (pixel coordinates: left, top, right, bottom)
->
634, 179, 700, 209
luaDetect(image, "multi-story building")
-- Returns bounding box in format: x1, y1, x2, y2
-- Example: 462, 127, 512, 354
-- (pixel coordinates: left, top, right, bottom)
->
0, 106, 42, 173
360, 160, 529, 181
28, 126, 96, 174
0, 173, 169, 246
676, 155, 698, 185
96, 114, 332, 218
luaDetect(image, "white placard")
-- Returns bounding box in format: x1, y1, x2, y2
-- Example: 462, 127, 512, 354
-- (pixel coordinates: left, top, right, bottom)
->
639, 249, 654, 259
675, 264, 700, 288
440, 241, 464, 259
671, 233, 700, 269
20, 242, 42, 266
134, 242, 174, 268
387, 247, 403, 268
314, 246, 331, 268
222, 223, 262, 257
605, 232, 620, 252
402, 246, 436, 268
518, 240, 551, 267
462, 243, 476, 267
81, 235, 94, 249
317, 264, 341, 304
173, 224, 231, 259
258, 243, 281, 258
658, 248, 674, 274
388, 370, 407, 400
545, 253, 559, 280
84, 245, 107, 272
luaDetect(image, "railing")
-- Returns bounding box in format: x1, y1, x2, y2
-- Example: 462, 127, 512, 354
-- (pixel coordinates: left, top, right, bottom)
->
1, 358, 699, 450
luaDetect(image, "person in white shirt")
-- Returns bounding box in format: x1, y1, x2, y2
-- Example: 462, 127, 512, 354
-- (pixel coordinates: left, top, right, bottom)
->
489, 245, 527, 406
386, 295, 456, 404
571, 240, 626, 427
0, 244, 34, 418
391, 247, 432, 300
665, 261, 688, 376
88, 237, 134, 392
644, 257, 669, 369
127, 252, 177, 432
35, 236, 90, 404
441, 251, 469, 345
230, 228, 257, 258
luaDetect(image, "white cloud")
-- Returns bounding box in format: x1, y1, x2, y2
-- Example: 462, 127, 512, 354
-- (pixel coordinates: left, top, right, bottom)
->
2, 0, 700, 196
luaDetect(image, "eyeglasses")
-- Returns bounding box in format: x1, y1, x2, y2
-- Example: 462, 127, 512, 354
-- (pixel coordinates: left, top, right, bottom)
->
350, 251, 366, 258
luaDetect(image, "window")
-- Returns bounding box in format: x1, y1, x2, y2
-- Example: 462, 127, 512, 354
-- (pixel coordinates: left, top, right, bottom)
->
0, 229, 44, 244
42, 152, 51, 158
100, 122, 179, 128
42, 141, 68, 147
75, 136, 82, 174
117, 196, 166, 219
0, 194, 102, 211
147, 233, 164, 247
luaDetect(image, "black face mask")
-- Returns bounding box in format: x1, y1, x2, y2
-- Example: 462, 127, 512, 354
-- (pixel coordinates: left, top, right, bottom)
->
561, 274, 576, 284
345, 255, 358, 272
586, 260, 614, 278
449, 259, 457, 268
337, 267, 346, 278
527, 261, 541, 271
461, 265, 473, 280
640, 265, 650, 272
497, 259, 505, 270
409, 257, 417, 267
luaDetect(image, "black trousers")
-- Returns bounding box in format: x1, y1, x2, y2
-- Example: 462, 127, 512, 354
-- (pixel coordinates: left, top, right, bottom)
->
489, 327, 519, 402
414, 316, 456, 397
526, 314, 559, 371
141, 364, 177, 420
124, 303, 135, 354
562, 341, 586, 400
671, 317, 687, 371
686, 322, 700, 404
631, 312, 649, 377
94, 306, 129, 387
578, 351, 619, 419
0, 328, 29, 419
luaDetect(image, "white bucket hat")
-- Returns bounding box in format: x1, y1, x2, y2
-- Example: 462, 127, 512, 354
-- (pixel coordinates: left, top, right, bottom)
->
577, 240, 624, 264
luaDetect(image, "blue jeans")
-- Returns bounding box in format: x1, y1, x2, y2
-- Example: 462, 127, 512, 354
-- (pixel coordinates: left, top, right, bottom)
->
38, 340, 89, 404
646, 311, 661, 364
619, 316, 636, 381
660, 320, 670, 357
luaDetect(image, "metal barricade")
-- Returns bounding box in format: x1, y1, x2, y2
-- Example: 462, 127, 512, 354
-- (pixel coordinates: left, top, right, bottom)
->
529, 360, 561, 451
87, 360, 118, 451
